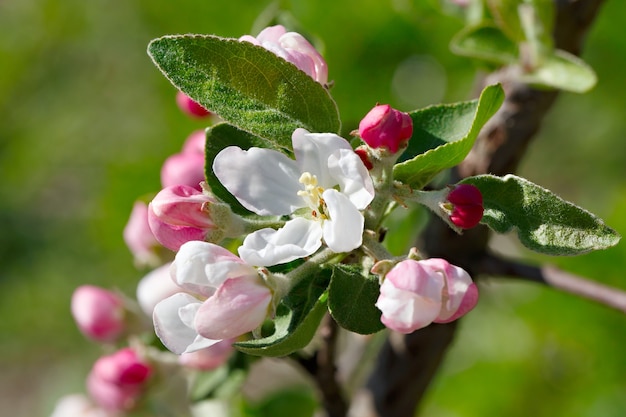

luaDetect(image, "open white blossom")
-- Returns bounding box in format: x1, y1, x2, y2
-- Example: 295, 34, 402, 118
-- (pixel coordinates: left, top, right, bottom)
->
213, 128, 375, 266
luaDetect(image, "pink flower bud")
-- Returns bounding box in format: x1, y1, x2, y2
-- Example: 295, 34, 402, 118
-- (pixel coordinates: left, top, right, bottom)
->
240, 25, 328, 85
176, 91, 211, 118
179, 339, 234, 370
160, 151, 206, 190
123, 201, 161, 268
148, 185, 218, 251
181, 129, 206, 154
358, 104, 413, 153
87, 348, 152, 412
375, 258, 478, 333
71, 286, 125, 343
447, 184, 484, 229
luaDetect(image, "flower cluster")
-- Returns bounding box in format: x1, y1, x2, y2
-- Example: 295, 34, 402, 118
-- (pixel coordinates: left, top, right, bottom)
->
52, 24, 486, 417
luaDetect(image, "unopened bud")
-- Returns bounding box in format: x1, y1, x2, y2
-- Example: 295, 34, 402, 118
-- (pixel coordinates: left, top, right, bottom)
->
446, 184, 484, 229
358, 104, 413, 153
160, 151, 205, 190
71, 285, 125, 343
176, 91, 211, 118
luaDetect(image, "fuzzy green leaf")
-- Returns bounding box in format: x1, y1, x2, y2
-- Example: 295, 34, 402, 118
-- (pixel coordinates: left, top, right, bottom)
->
450, 25, 519, 65
462, 174, 621, 255
234, 269, 330, 357
204, 123, 272, 215
328, 264, 385, 334
520, 49, 597, 93
148, 35, 340, 148
394, 84, 504, 189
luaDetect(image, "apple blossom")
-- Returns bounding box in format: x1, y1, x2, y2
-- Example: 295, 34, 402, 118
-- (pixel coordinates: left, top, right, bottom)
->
71, 285, 125, 343
87, 347, 152, 412
358, 104, 413, 153
153, 241, 272, 354
148, 184, 241, 251
375, 258, 478, 333
181, 129, 206, 154
176, 90, 211, 118
213, 128, 375, 266
123, 201, 161, 268
446, 184, 484, 229
240, 25, 328, 85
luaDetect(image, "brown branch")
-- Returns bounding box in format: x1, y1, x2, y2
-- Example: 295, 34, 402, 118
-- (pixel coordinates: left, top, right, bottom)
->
479, 253, 626, 313
352, 1, 608, 416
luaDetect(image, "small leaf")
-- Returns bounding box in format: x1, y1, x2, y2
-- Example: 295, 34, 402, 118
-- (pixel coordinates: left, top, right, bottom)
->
520, 49, 597, 93
148, 35, 340, 148
328, 264, 385, 335
204, 123, 272, 215
234, 269, 331, 357
461, 174, 621, 255
393, 84, 504, 189
450, 25, 519, 65
487, 0, 525, 41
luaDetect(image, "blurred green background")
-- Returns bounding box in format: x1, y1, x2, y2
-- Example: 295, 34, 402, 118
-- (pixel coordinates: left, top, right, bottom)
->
1, 0, 625, 416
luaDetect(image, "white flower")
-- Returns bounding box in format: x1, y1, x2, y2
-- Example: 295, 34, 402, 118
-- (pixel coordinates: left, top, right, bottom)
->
213, 128, 375, 266
152, 241, 272, 354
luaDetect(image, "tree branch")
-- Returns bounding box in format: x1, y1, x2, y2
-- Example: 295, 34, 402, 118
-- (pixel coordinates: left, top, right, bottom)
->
479, 253, 626, 313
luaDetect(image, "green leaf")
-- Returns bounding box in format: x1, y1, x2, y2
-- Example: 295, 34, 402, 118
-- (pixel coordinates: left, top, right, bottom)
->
450, 25, 519, 65
461, 174, 621, 255
328, 264, 385, 334
520, 49, 597, 93
204, 123, 271, 215
234, 269, 331, 357
148, 35, 340, 148
487, 0, 525, 41
393, 84, 504, 189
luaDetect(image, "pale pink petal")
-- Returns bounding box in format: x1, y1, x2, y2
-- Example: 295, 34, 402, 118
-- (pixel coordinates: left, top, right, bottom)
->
280, 32, 328, 84
238, 217, 323, 266
153, 293, 218, 354
136, 263, 182, 317
195, 277, 272, 340
213, 146, 302, 216
322, 189, 364, 253
171, 241, 253, 296
255, 25, 287, 43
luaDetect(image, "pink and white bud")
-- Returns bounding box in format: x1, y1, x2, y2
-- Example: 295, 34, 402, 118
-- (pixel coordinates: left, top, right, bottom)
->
160, 151, 206, 190
195, 276, 272, 340
181, 129, 206, 155
49, 394, 111, 417
375, 258, 478, 333
87, 348, 152, 412
240, 25, 328, 85
176, 91, 211, 118
123, 201, 161, 268
179, 339, 234, 370
153, 241, 272, 354
446, 184, 484, 229
136, 263, 182, 317
71, 285, 125, 343
358, 104, 413, 153
147, 185, 218, 251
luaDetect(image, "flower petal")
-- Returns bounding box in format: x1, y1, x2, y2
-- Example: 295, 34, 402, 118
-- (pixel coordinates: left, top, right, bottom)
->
213, 146, 303, 216
322, 189, 364, 253
171, 241, 254, 296
292, 129, 353, 188
195, 277, 272, 340
153, 293, 219, 354
238, 217, 323, 266
327, 149, 375, 209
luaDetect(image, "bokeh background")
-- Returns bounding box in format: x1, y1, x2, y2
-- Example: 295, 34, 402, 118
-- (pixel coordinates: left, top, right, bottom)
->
1, 0, 625, 416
